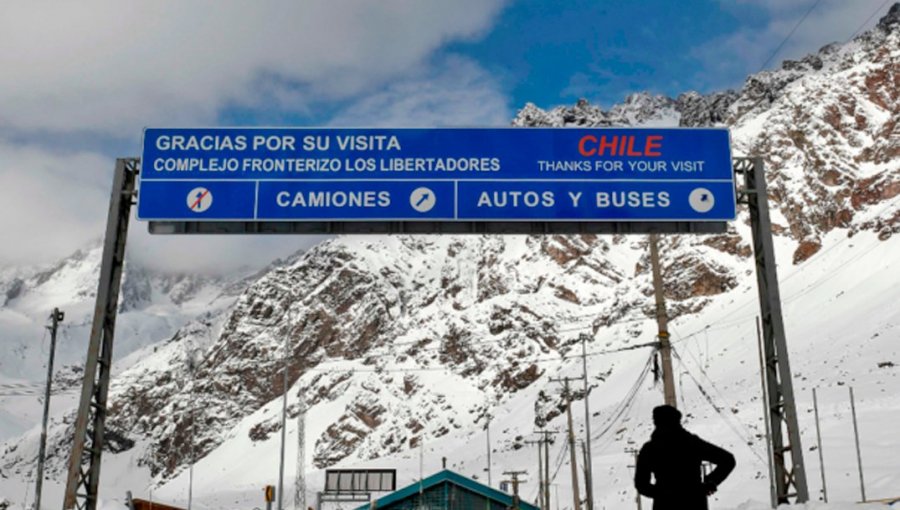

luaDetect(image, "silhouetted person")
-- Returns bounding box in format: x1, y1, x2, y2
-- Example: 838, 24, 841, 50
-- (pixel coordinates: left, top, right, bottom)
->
634, 405, 735, 509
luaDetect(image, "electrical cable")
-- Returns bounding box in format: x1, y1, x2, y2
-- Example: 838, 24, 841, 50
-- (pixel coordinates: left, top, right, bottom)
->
590, 354, 653, 458
0, 337, 659, 396
590, 353, 654, 444
293, 340, 659, 374
39, 318, 49, 358
669, 193, 900, 354
548, 438, 569, 486
756, 0, 825, 73
728, 0, 891, 125
377, 312, 651, 354
26, 210, 894, 391
672, 347, 768, 466
671, 193, 900, 353
543, 352, 654, 493
0, 331, 659, 396
849, 0, 894, 38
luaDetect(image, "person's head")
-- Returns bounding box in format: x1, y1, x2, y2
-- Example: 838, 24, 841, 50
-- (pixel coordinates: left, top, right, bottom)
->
652, 405, 682, 429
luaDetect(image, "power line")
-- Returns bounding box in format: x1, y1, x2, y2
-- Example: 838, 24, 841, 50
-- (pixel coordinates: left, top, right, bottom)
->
726, 0, 893, 139
757, 0, 825, 73
548, 437, 569, 487
274, 339, 658, 374
849, 0, 894, 38
38, 320, 49, 358
671, 347, 768, 466
593, 380, 647, 460
591, 353, 654, 444
670, 340, 755, 439
789, 192, 900, 279
590, 355, 654, 458
0, 337, 657, 396
543, 357, 654, 493
303, 314, 649, 363
671, 193, 900, 350
383, 313, 652, 352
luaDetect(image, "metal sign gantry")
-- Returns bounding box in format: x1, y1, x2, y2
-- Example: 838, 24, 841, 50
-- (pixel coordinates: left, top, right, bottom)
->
62, 157, 808, 508
734, 158, 809, 503
63, 159, 138, 510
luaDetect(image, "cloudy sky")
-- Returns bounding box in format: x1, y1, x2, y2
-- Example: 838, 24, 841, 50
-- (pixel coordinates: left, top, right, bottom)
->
0, 0, 893, 273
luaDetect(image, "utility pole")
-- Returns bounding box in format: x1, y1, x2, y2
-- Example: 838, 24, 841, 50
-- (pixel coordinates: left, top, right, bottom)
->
543, 433, 550, 510
486, 399, 493, 488
525, 440, 543, 509
294, 396, 306, 510
35, 308, 64, 510
502, 471, 527, 510
534, 429, 556, 510
186, 349, 199, 510
419, 439, 424, 504
579, 334, 595, 510
849, 387, 866, 502
648, 234, 677, 407
580, 441, 590, 510
626, 449, 642, 510
278, 335, 290, 510
812, 388, 827, 503
551, 377, 582, 510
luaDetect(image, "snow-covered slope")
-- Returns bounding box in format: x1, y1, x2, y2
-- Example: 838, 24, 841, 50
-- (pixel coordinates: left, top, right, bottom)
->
1, 5, 899, 510
0, 242, 255, 443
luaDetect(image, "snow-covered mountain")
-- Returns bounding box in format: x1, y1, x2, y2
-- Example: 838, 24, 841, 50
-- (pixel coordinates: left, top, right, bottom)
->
0, 242, 258, 443
1, 5, 899, 509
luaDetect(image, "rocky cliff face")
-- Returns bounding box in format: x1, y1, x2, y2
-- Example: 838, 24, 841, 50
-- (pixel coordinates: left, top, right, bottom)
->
73, 235, 690, 477
2, 5, 898, 494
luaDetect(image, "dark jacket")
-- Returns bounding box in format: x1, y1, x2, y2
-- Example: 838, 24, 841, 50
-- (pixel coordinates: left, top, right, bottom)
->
634, 426, 736, 510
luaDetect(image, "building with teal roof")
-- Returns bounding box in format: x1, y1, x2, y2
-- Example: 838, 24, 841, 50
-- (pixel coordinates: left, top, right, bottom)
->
353, 469, 540, 510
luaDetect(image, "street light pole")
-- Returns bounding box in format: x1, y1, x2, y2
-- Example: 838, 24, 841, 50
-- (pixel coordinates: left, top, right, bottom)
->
35, 308, 64, 510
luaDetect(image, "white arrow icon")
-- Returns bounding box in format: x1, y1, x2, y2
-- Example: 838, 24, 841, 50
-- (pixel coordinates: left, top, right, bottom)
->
689, 187, 715, 213
410, 187, 436, 213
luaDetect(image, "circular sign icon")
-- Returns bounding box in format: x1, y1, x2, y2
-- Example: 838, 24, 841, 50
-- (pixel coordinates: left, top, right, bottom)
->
689, 188, 715, 213
187, 187, 213, 213
409, 187, 436, 213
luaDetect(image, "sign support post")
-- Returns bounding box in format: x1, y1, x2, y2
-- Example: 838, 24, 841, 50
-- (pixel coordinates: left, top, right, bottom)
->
735, 157, 809, 503
62, 158, 138, 510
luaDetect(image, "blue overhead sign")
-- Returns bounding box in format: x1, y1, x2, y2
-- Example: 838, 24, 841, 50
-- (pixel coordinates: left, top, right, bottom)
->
137, 128, 735, 222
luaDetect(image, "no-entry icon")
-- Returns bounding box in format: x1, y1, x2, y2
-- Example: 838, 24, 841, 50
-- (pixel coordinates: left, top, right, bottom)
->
186, 187, 213, 213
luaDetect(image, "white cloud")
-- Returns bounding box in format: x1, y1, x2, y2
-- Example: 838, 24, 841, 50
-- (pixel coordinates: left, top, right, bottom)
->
695, 0, 892, 89
126, 56, 513, 274
329, 56, 512, 127
127, 230, 323, 276
0, 141, 109, 266
0, 138, 322, 272
0, 0, 507, 136
0, 1, 513, 273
